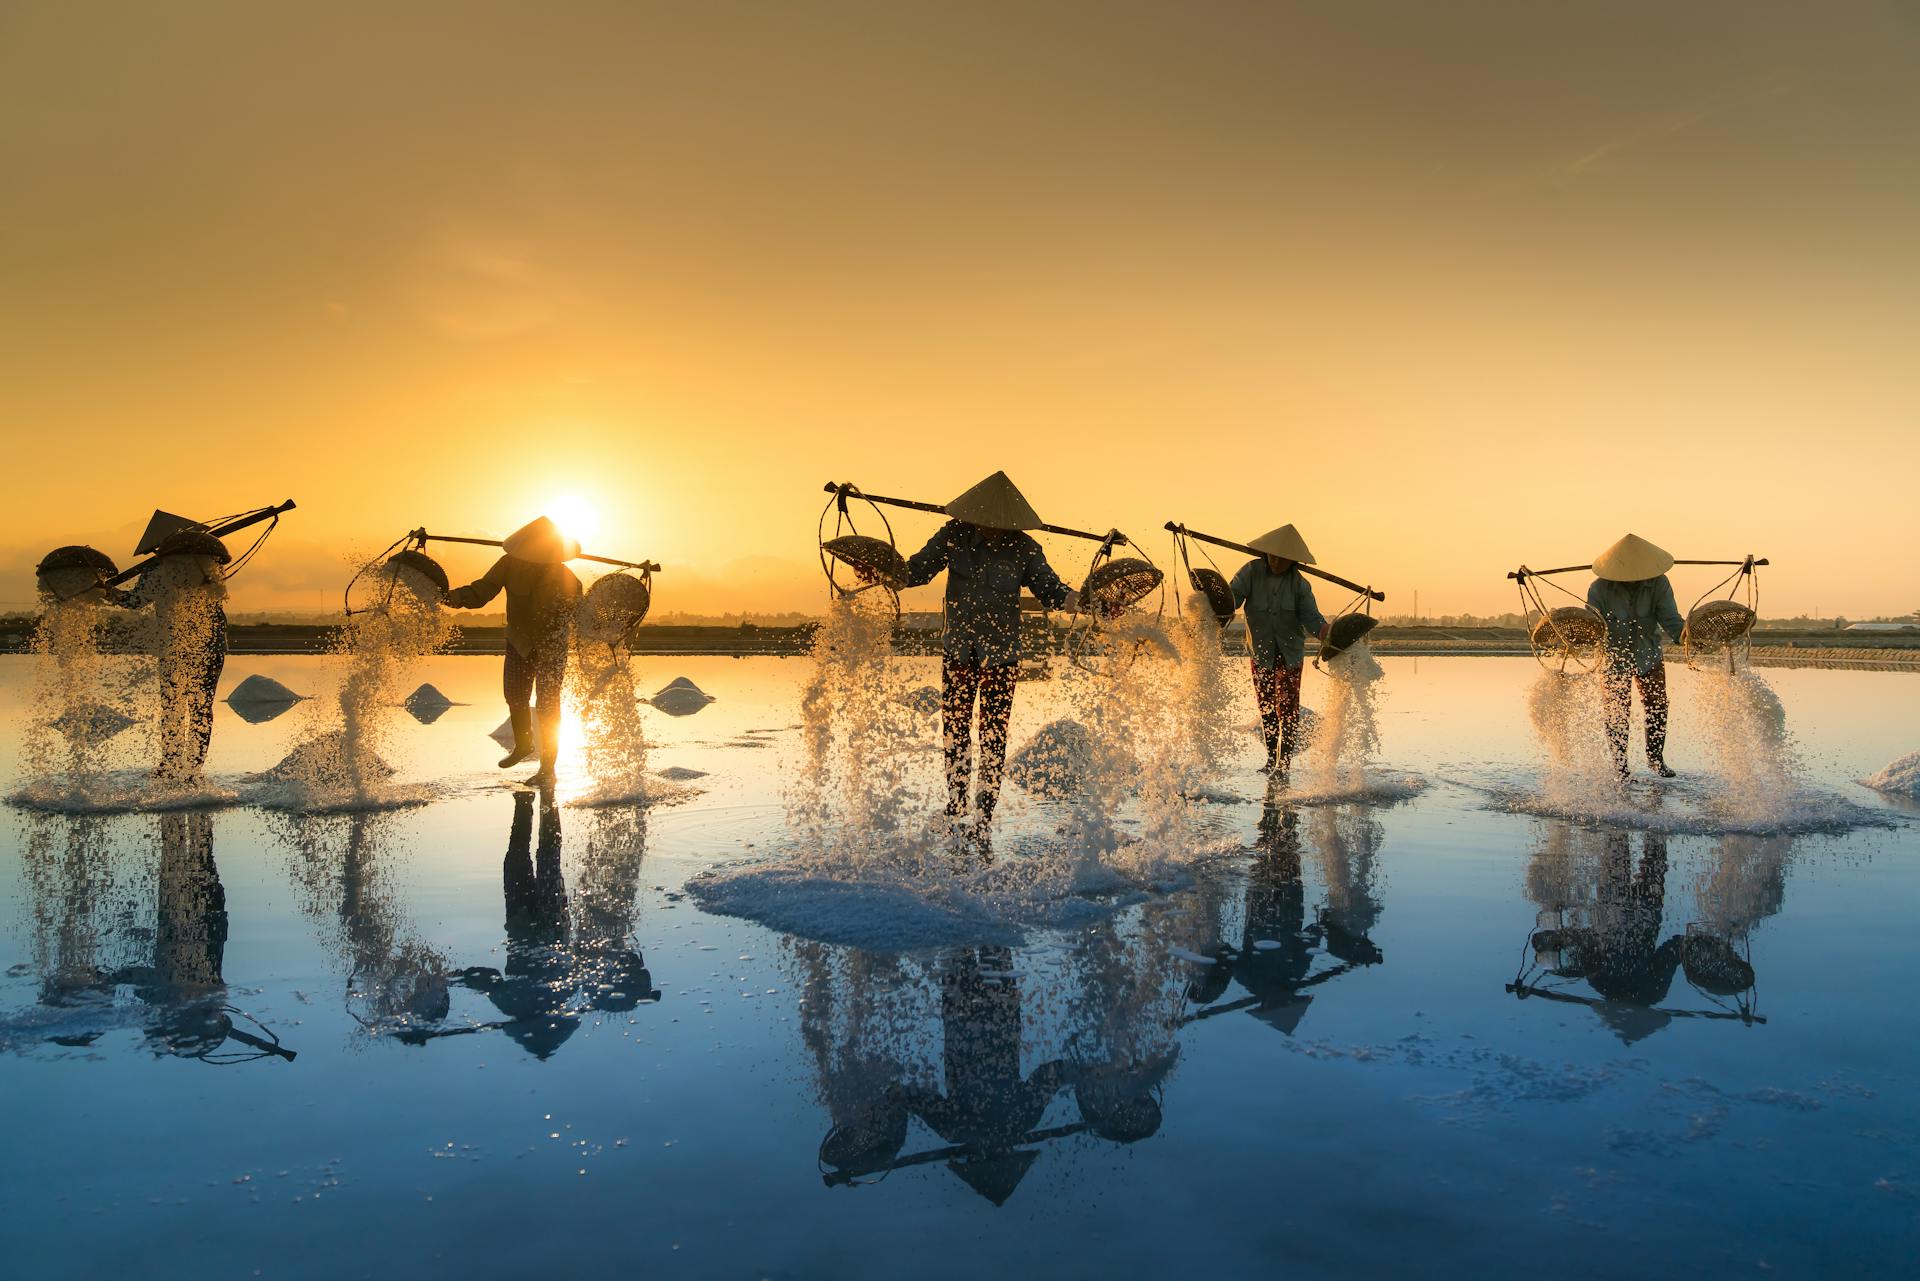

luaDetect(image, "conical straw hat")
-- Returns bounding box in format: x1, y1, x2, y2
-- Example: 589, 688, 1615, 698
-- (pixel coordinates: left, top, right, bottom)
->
1247, 524, 1315, 564
945, 471, 1042, 531
1592, 533, 1673, 582
502, 516, 581, 564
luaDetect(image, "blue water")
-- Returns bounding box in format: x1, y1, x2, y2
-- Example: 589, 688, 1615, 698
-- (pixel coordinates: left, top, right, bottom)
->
1, 655, 1915, 1278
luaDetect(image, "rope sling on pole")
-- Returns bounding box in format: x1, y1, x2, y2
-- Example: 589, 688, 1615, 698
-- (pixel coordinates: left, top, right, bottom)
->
1164, 521, 1384, 666
1507, 556, 1768, 673
817, 481, 1165, 674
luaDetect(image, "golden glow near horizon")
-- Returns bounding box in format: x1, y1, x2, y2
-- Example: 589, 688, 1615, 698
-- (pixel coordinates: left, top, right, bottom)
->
546, 494, 602, 550
1, 3, 1916, 619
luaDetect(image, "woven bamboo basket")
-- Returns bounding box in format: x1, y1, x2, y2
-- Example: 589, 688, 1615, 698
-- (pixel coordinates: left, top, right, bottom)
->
1529, 606, 1606, 658
1188, 566, 1236, 623
384, 549, 449, 595
1683, 599, 1756, 650
35, 545, 118, 599
1320, 613, 1378, 661
821, 534, 909, 590
1081, 558, 1163, 615
579, 571, 652, 644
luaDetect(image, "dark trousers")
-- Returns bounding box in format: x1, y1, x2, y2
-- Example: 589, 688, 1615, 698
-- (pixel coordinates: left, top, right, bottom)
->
158, 632, 226, 780
942, 659, 1018, 818
1250, 660, 1305, 761
1603, 661, 1669, 769
504, 644, 568, 753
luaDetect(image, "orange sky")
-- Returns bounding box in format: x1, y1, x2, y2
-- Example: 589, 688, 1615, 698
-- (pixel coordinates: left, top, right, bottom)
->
3, 1, 1916, 618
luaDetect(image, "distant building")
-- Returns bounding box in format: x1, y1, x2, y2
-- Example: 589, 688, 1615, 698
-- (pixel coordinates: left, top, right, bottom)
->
1846, 622, 1920, 632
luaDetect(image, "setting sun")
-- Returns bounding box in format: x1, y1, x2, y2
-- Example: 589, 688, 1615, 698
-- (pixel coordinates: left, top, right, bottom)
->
546, 493, 602, 548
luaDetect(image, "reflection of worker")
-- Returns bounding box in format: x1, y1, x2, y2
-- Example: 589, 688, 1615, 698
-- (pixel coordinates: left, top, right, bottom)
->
1229, 526, 1330, 777
1188, 802, 1383, 1032
1586, 534, 1686, 781
902, 473, 1079, 845
900, 946, 1072, 1204
1531, 831, 1682, 1043
112, 531, 231, 782
455, 791, 578, 1058
444, 516, 583, 786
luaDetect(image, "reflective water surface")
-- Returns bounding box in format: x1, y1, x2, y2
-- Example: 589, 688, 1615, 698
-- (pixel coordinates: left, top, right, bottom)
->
2, 655, 1916, 1278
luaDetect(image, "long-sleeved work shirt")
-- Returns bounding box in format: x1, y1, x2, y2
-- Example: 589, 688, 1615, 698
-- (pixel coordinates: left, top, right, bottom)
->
1586, 575, 1685, 674
904, 520, 1072, 666
1229, 559, 1327, 670
446, 556, 582, 659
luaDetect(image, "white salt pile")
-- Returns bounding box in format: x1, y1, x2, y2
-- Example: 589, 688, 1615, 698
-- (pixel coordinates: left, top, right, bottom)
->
489, 717, 544, 751
1864, 751, 1920, 798
1008, 719, 1101, 798
258, 731, 396, 787
403, 683, 454, 712
649, 677, 715, 717
226, 674, 305, 707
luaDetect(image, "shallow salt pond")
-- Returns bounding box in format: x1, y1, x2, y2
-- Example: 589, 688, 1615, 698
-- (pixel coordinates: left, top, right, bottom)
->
1, 653, 1916, 1277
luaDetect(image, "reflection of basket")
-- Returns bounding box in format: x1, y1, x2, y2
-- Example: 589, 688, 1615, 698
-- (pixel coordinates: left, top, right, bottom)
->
1081, 558, 1163, 615
1683, 599, 1755, 650
1320, 613, 1377, 661
1189, 567, 1235, 623
821, 535, 908, 590
1530, 606, 1606, 657
1681, 930, 1754, 995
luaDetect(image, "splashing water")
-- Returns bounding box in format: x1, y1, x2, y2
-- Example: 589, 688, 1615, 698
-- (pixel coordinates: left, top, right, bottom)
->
568, 638, 652, 804
1526, 666, 1615, 805
1290, 641, 1421, 805
1055, 611, 1211, 886
262, 562, 452, 809
1689, 661, 1799, 823
1165, 594, 1239, 775
275, 812, 451, 1039
788, 595, 934, 868
24, 596, 152, 796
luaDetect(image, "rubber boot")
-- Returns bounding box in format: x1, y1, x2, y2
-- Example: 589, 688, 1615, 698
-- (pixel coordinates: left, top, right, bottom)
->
969, 791, 997, 862
1648, 756, 1676, 779
498, 707, 536, 769
525, 711, 560, 787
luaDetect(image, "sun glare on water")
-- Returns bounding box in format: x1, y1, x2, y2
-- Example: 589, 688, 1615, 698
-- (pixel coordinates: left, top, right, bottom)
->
547, 493, 602, 547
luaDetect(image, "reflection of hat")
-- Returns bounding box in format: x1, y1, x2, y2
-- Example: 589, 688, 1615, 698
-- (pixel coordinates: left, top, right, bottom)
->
945, 472, 1042, 531
503, 516, 581, 564
1592, 533, 1673, 582
1248, 525, 1315, 564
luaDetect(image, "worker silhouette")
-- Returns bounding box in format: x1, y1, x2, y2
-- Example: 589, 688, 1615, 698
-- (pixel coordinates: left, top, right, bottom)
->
109, 531, 233, 783
900, 472, 1080, 851
1227, 525, 1331, 777
1586, 534, 1687, 781
444, 516, 583, 786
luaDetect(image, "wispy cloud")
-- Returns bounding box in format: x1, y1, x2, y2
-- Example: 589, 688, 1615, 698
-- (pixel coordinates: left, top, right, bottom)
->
1549, 73, 1796, 184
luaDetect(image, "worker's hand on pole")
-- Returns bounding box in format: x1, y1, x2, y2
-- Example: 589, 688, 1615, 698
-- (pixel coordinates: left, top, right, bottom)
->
1062, 589, 1083, 615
